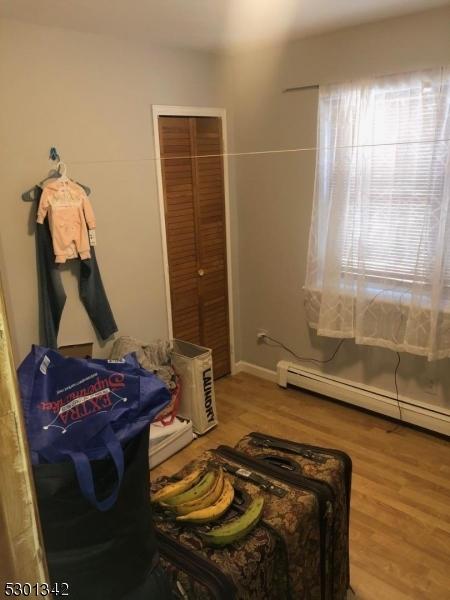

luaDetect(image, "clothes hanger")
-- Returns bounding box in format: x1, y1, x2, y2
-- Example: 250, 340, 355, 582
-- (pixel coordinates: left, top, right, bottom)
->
55, 160, 69, 182
22, 149, 91, 201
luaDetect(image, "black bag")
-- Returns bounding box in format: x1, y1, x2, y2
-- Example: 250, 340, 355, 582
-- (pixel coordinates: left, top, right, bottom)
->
33, 427, 172, 600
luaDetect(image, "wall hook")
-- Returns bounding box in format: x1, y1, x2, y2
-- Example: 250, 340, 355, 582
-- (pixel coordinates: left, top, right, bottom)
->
49, 147, 60, 162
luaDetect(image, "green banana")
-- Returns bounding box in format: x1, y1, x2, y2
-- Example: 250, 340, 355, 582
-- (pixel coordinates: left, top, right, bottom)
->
173, 468, 225, 516
176, 477, 234, 523
151, 466, 204, 503
200, 495, 265, 546
163, 470, 216, 506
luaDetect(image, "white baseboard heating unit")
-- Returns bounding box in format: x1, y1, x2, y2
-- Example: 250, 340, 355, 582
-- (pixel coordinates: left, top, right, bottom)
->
277, 360, 450, 436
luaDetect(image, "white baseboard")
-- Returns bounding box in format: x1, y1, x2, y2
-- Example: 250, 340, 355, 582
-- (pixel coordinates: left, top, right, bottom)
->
278, 360, 450, 436
233, 359, 450, 436
234, 361, 278, 382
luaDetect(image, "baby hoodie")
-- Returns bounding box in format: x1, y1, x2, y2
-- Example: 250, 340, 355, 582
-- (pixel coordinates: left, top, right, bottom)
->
37, 179, 96, 263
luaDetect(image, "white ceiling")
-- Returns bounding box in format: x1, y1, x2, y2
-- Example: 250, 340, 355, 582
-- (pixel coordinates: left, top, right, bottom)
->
0, 0, 448, 50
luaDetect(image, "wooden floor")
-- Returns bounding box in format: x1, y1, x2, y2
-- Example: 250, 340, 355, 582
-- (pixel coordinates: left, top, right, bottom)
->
153, 373, 450, 600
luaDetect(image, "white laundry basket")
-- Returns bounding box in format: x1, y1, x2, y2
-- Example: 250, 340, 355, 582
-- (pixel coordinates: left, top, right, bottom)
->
171, 339, 218, 435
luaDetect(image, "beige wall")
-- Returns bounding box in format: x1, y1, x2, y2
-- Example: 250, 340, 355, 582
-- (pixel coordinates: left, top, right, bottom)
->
221, 6, 450, 410
0, 18, 222, 362
1, 7, 450, 412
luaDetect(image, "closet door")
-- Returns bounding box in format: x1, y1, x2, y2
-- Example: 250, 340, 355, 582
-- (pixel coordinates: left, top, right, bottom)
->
159, 116, 201, 345
192, 117, 230, 379
159, 115, 230, 379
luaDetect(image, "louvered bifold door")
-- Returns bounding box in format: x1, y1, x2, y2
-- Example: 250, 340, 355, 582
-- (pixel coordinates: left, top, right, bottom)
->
192, 117, 230, 378
159, 115, 231, 379
159, 116, 201, 345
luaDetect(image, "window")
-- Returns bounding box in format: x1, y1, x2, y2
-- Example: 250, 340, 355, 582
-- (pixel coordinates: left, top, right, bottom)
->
304, 68, 450, 360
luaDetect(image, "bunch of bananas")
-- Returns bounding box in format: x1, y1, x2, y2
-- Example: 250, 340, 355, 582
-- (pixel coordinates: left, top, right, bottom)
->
152, 466, 264, 546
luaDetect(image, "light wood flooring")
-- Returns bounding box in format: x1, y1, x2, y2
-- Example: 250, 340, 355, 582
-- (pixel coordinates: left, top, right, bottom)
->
152, 372, 450, 600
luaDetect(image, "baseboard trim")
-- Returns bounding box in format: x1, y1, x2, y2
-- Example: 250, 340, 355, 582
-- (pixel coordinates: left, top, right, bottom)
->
278, 360, 450, 437
234, 361, 278, 382
233, 359, 450, 436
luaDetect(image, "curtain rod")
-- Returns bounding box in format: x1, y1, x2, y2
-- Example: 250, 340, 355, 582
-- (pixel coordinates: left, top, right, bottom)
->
283, 84, 319, 93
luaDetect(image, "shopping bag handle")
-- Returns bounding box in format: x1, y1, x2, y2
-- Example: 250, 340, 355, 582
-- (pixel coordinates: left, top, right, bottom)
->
62, 426, 124, 511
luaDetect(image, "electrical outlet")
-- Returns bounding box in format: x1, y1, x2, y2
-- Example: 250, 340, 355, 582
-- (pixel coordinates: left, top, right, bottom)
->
256, 329, 268, 343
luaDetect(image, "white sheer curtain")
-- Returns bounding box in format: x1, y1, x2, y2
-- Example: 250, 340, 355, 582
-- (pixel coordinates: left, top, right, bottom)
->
304, 68, 450, 360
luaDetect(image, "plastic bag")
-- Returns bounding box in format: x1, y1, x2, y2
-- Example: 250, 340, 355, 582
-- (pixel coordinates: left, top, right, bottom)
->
18, 345, 170, 510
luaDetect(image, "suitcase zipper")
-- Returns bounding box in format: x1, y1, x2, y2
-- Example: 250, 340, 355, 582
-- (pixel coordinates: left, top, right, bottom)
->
156, 530, 238, 599
216, 446, 333, 600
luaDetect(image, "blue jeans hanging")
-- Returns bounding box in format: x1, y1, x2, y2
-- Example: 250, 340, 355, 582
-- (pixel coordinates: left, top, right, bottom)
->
35, 188, 118, 347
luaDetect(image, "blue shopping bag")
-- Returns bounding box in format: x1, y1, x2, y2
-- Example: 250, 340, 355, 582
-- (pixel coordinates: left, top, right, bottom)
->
18, 345, 170, 511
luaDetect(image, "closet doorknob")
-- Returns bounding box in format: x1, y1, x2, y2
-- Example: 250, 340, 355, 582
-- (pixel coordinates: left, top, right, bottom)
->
198, 269, 205, 277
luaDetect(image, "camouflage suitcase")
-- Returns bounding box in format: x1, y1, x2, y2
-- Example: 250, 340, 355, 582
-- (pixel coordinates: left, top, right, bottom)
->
234, 432, 352, 600
152, 446, 328, 599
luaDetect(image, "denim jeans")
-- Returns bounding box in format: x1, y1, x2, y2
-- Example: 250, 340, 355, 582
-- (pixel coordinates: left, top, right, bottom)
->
35, 192, 118, 348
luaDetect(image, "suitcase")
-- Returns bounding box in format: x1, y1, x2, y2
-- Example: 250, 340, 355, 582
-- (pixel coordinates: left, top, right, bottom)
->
215, 446, 332, 600
234, 432, 352, 600
152, 454, 290, 599
152, 446, 331, 599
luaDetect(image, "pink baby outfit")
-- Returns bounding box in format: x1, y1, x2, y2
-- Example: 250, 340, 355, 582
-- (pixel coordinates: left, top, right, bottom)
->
37, 179, 96, 263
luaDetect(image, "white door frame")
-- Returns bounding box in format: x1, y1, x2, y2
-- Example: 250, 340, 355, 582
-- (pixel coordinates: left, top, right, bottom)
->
152, 105, 236, 375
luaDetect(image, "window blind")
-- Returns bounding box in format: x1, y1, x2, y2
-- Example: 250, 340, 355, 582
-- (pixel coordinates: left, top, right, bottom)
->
321, 78, 450, 286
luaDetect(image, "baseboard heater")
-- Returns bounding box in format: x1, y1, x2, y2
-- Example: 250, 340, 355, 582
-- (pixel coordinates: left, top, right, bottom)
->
277, 360, 450, 436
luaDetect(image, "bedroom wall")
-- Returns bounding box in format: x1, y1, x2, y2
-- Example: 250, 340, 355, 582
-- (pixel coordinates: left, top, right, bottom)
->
0, 18, 223, 362
221, 6, 450, 410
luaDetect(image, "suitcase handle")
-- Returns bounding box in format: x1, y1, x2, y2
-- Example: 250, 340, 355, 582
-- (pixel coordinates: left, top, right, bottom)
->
258, 454, 300, 472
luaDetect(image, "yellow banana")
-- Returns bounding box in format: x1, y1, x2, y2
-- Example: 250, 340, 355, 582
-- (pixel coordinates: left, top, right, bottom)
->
164, 470, 216, 506
200, 495, 264, 547
173, 468, 225, 516
176, 477, 234, 523
151, 466, 204, 504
